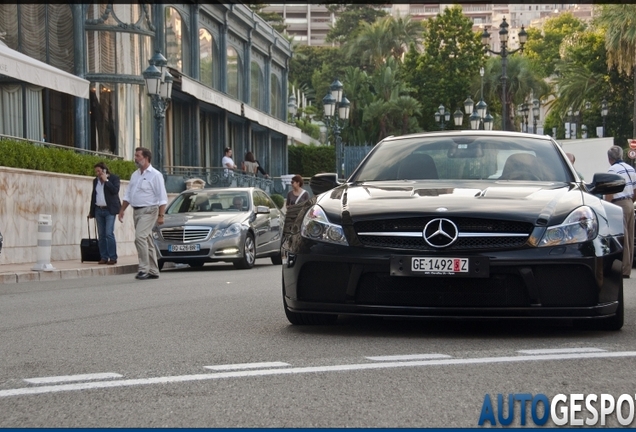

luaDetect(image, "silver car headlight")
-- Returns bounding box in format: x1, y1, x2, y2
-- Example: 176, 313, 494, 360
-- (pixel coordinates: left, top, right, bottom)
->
212, 223, 242, 238
539, 206, 598, 247
301, 205, 348, 246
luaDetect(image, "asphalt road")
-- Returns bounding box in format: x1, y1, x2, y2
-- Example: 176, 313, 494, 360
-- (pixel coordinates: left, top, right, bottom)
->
1, 259, 635, 428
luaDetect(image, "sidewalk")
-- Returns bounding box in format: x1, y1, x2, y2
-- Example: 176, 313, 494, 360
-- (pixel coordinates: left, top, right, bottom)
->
0, 255, 139, 284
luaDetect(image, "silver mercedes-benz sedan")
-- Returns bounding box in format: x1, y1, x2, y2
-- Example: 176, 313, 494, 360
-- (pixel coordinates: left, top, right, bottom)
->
153, 187, 283, 270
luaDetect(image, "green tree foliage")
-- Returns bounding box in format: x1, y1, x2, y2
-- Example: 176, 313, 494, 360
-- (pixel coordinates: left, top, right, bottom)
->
546, 23, 633, 145
595, 4, 636, 139
289, 45, 345, 98
245, 3, 287, 34
360, 58, 422, 142
523, 12, 587, 77
288, 145, 335, 177
344, 15, 422, 72
400, 6, 485, 132
324, 4, 388, 46
481, 56, 550, 131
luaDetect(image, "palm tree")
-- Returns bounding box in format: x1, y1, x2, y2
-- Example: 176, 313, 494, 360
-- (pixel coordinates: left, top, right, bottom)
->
385, 15, 423, 61
595, 4, 636, 138
483, 56, 550, 130
345, 15, 422, 72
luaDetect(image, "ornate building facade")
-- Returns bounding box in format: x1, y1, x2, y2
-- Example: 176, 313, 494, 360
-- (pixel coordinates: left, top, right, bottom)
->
0, 3, 298, 179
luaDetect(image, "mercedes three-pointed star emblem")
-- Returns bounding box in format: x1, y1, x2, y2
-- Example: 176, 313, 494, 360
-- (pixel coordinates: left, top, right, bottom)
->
423, 218, 459, 248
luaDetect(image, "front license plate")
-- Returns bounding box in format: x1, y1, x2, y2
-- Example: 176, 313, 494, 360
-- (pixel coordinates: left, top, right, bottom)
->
169, 244, 200, 252
412, 257, 468, 273
390, 256, 489, 278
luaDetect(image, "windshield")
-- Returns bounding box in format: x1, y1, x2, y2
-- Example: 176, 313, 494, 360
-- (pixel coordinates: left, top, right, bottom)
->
167, 191, 251, 214
350, 135, 573, 183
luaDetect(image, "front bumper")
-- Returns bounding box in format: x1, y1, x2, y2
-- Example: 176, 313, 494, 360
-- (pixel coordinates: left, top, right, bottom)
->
282, 237, 623, 320
154, 234, 244, 263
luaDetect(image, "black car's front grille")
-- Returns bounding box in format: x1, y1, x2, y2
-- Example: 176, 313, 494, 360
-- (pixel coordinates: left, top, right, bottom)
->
360, 235, 528, 250
161, 227, 211, 242
354, 217, 533, 251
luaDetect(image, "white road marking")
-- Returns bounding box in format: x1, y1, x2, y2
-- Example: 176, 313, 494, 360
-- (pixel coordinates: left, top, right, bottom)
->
2, 350, 636, 398
24, 373, 123, 384
518, 348, 607, 355
366, 354, 451, 361
205, 361, 290, 371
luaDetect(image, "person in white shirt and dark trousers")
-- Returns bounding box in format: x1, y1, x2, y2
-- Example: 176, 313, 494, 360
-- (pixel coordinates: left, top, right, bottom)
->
605, 145, 636, 278
118, 147, 168, 280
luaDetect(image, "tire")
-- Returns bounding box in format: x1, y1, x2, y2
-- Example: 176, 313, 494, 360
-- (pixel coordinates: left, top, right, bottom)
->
233, 233, 255, 269
282, 283, 337, 325
271, 252, 283, 265
577, 283, 624, 331
598, 283, 624, 331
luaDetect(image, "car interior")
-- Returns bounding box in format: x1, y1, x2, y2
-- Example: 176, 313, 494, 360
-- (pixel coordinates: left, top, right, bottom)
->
353, 137, 572, 183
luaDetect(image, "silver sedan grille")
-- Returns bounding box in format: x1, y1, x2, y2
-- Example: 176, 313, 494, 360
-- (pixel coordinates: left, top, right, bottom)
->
160, 227, 212, 242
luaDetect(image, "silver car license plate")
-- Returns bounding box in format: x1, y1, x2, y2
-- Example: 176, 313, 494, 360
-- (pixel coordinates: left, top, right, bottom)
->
169, 244, 200, 252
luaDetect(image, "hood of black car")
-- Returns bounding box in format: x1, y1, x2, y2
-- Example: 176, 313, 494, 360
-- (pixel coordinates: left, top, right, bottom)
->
316, 180, 583, 225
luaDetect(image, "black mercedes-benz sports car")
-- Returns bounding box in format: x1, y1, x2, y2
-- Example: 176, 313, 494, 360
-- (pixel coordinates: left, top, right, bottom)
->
282, 131, 627, 330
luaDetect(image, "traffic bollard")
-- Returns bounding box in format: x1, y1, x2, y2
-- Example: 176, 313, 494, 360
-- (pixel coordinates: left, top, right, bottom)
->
32, 214, 56, 271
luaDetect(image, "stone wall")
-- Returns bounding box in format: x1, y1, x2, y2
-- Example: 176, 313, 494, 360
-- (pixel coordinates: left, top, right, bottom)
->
0, 167, 176, 265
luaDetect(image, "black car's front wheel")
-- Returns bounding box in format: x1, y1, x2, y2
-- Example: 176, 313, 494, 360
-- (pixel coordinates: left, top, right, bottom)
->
576, 283, 624, 331
233, 233, 255, 269
282, 280, 337, 325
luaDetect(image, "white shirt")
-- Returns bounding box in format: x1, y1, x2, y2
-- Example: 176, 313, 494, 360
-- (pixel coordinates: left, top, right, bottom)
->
222, 156, 235, 175
608, 161, 636, 200
123, 164, 168, 207
95, 181, 107, 206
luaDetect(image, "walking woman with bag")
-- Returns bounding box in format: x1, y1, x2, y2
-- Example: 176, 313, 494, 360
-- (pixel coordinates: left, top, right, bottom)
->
285, 174, 309, 208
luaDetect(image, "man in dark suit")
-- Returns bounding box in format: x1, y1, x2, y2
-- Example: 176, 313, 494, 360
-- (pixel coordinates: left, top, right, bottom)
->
89, 162, 122, 264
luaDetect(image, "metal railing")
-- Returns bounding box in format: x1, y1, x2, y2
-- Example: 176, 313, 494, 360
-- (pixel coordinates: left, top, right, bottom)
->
164, 165, 289, 194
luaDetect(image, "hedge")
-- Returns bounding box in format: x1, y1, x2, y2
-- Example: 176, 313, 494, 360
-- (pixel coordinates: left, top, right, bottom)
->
0, 139, 137, 180
287, 144, 335, 178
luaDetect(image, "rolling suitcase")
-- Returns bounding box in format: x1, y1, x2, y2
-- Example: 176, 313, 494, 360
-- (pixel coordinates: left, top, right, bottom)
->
80, 217, 101, 262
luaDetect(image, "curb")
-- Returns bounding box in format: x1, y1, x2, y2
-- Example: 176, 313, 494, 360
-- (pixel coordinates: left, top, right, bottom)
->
0, 264, 139, 285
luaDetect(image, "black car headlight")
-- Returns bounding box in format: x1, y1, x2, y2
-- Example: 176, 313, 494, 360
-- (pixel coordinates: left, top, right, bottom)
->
539, 206, 598, 247
301, 205, 348, 246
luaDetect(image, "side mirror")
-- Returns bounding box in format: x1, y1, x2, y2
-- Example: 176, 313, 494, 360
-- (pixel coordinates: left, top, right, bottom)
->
256, 205, 271, 215
586, 173, 626, 195
310, 173, 340, 195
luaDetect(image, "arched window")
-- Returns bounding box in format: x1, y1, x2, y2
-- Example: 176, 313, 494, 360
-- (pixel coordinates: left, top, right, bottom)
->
270, 75, 281, 119
165, 7, 190, 74
251, 61, 263, 110
199, 28, 215, 88
227, 46, 241, 99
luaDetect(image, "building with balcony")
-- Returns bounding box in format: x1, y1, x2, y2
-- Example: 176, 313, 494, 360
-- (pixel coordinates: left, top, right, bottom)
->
262, 4, 334, 47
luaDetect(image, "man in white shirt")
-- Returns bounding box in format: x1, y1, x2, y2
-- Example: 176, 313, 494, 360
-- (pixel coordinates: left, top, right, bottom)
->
222, 147, 237, 177
605, 145, 636, 278
118, 147, 169, 280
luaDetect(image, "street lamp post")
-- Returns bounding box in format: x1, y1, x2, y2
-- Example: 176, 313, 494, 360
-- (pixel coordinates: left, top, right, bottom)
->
322, 78, 350, 179
434, 104, 451, 130
142, 51, 173, 173
601, 99, 609, 138
532, 99, 540, 134
481, 18, 527, 131
464, 95, 489, 130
